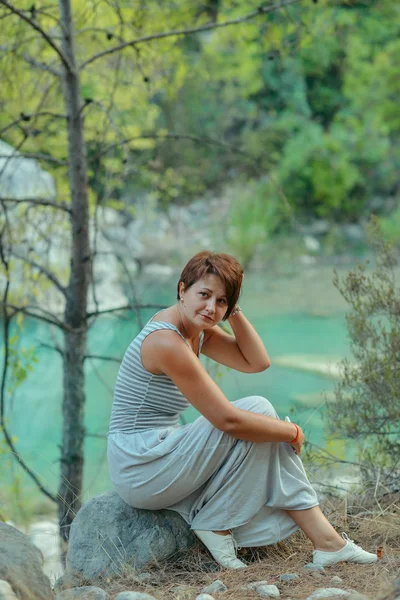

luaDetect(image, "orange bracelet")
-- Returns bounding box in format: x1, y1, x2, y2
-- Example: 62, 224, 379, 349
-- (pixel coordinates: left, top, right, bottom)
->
289, 423, 300, 444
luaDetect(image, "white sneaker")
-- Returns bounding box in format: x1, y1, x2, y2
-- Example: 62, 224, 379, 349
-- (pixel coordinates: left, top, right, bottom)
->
313, 533, 378, 567
193, 529, 247, 569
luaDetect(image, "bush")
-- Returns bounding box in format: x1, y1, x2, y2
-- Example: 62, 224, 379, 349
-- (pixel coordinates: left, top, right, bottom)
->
328, 217, 400, 481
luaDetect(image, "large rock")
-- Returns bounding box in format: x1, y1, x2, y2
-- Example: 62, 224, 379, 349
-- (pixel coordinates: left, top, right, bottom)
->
64, 491, 196, 583
0, 523, 53, 600
55, 587, 107, 600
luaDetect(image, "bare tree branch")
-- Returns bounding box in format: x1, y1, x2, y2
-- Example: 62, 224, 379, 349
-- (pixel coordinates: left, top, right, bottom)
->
1, 197, 71, 213
96, 133, 265, 173
0, 230, 57, 504
0, 45, 62, 76
0, 111, 67, 136
0, 133, 29, 180
84, 354, 120, 363
0, 303, 67, 329
85, 431, 106, 439
0, 152, 68, 166
11, 252, 68, 297
80, 0, 302, 70
0, 0, 73, 72
93, 249, 144, 329
85, 99, 130, 166
86, 303, 166, 318
306, 441, 370, 470
36, 341, 64, 357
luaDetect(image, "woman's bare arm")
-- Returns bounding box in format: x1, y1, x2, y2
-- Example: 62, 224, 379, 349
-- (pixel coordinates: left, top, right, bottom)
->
201, 311, 270, 373
144, 330, 298, 445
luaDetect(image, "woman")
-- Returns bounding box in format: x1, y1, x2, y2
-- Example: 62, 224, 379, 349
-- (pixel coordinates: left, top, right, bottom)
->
107, 251, 377, 569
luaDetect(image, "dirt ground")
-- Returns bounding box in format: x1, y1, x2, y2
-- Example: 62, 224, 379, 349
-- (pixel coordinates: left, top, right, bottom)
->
99, 494, 400, 600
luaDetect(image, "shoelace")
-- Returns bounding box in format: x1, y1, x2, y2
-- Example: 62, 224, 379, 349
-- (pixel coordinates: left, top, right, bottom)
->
232, 536, 242, 552
220, 533, 241, 558
229, 530, 242, 552
342, 532, 361, 552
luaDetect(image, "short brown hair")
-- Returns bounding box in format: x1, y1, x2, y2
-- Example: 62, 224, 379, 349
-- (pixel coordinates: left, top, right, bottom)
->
177, 251, 243, 320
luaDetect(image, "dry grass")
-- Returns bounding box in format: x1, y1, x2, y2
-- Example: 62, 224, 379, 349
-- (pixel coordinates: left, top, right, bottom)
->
94, 497, 400, 600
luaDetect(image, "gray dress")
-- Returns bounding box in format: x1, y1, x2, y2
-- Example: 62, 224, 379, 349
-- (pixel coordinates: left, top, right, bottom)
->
107, 319, 319, 547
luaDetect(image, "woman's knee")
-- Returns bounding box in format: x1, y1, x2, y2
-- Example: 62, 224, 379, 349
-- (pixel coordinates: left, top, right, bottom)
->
233, 396, 278, 418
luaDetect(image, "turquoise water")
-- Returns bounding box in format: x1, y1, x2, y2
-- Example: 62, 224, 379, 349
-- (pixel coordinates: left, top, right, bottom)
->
0, 271, 351, 507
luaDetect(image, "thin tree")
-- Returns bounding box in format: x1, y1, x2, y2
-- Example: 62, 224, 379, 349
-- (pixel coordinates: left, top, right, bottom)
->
0, 0, 302, 555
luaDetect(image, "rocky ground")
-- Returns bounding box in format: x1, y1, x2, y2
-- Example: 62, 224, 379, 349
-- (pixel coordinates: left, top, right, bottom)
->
94, 515, 399, 600
1, 492, 399, 600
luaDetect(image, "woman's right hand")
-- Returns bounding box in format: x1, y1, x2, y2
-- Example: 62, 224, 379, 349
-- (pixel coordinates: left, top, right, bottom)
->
290, 425, 305, 455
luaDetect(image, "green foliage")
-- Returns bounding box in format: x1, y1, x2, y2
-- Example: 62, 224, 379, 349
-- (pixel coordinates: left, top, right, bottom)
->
222, 178, 286, 268
328, 217, 400, 470
379, 207, 400, 245
4, 317, 38, 393
2, 0, 399, 222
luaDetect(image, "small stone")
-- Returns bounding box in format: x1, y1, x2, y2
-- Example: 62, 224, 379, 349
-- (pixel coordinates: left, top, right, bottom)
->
199, 561, 221, 573
195, 595, 216, 600
173, 585, 192, 593
0, 581, 18, 600
116, 593, 157, 600
307, 589, 351, 599
311, 572, 326, 580
303, 563, 326, 572
201, 580, 227, 594
331, 577, 344, 584
54, 570, 85, 593
256, 585, 280, 598
55, 587, 107, 600
279, 574, 300, 583
174, 587, 196, 600
242, 581, 270, 591
135, 573, 154, 585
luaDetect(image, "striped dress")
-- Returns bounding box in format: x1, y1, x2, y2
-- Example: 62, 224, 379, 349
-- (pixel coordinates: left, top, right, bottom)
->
107, 318, 318, 547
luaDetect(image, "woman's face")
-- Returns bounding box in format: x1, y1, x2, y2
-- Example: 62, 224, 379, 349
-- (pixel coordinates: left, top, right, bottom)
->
179, 274, 229, 328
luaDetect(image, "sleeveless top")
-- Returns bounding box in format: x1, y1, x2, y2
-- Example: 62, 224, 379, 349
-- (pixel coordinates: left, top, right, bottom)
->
108, 319, 205, 434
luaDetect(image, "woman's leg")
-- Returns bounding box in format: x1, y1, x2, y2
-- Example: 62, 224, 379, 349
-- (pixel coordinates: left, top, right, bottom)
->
285, 506, 345, 551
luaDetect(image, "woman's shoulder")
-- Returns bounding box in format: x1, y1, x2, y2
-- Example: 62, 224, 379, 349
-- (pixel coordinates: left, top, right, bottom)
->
141, 324, 185, 350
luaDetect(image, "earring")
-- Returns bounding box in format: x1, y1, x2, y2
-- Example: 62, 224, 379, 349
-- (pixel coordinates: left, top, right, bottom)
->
180, 297, 184, 303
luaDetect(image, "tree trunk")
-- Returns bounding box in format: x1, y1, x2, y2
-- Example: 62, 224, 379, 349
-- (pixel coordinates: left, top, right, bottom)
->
58, 0, 90, 557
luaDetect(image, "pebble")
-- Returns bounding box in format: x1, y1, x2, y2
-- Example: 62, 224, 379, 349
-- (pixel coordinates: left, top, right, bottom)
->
307, 589, 352, 599
116, 593, 158, 600
256, 584, 281, 598
201, 580, 227, 594
0, 581, 18, 600
55, 587, 107, 600
331, 577, 344, 584
200, 561, 221, 573
134, 573, 154, 585
303, 563, 326, 572
311, 572, 327, 581
279, 573, 300, 583
242, 581, 270, 590
173, 584, 192, 593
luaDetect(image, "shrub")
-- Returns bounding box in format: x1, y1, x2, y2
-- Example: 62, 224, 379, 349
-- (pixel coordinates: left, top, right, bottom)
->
328, 217, 400, 484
